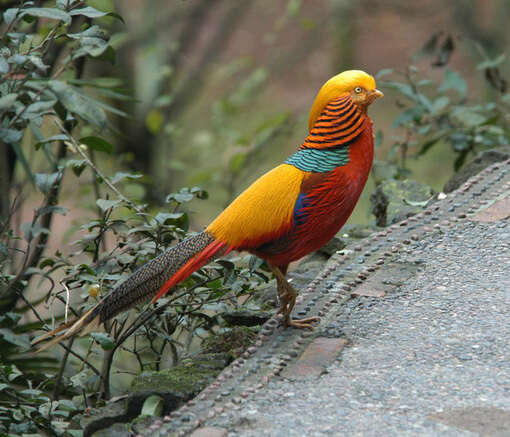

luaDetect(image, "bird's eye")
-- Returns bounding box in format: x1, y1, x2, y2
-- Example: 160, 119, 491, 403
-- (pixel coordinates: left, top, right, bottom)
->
354, 86, 363, 94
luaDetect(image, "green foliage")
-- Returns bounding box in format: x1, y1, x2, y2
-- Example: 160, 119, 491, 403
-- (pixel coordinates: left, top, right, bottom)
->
378, 39, 509, 172
0, 364, 81, 436
0, 2, 124, 150
0, 3, 268, 435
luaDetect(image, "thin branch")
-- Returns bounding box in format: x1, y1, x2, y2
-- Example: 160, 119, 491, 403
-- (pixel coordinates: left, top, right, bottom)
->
53, 118, 146, 217
52, 336, 75, 400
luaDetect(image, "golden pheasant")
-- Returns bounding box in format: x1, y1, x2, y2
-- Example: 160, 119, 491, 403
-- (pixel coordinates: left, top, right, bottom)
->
36, 70, 382, 347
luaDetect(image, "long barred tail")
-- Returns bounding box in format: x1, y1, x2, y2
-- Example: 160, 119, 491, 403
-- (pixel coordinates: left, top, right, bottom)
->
34, 231, 227, 350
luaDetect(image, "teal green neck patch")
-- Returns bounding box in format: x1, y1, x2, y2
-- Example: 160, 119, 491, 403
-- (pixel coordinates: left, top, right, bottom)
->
285, 147, 349, 173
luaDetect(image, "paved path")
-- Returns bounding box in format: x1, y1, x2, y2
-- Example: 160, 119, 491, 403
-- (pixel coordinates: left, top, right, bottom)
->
139, 161, 510, 437
209, 220, 510, 436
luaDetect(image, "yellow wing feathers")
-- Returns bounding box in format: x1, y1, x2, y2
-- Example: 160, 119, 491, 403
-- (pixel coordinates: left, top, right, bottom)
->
206, 164, 305, 248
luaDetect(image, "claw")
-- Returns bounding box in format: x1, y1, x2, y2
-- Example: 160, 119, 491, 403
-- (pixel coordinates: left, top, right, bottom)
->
285, 316, 320, 329
270, 265, 319, 330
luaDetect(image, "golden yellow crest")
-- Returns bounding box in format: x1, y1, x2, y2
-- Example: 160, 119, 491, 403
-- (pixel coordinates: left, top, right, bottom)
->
308, 70, 376, 131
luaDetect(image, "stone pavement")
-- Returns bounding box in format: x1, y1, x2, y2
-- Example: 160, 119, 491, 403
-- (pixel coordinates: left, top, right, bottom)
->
138, 161, 510, 436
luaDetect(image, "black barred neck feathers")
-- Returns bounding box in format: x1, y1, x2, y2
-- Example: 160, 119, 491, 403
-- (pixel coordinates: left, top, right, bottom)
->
300, 95, 366, 150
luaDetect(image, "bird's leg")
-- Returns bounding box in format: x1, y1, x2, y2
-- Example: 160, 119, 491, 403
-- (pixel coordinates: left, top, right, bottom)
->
270, 265, 319, 329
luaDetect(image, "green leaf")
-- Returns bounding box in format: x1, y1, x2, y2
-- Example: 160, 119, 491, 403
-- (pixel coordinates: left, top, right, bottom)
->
57, 399, 77, 411
0, 127, 23, 144
167, 192, 193, 203
70, 77, 125, 88
190, 186, 208, 199
69, 6, 107, 18
111, 172, 142, 184
70, 369, 97, 390
35, 134, 69, 150
66, 159, 87, 176
28, 54, 48, 71
77, 263, 96, 275
49, 80, 106, 128
0, 56, 9, 74
430, 96, 450, 114
38, 205, 68, 216
40, 258, 56, 268
448, 132, 470, 151
68, 7, 124, 23
477, 54, 505, 70
27, 221, 50, 238
0, 328, 31, 350
375, 68, 393, 79
439, 69, 467, 97
96, 198, 121, 211
380, 81, 417, 101
35, 172, 60, 195
19, 389, 43, 397
141, 395, 164, 417
69, 25, 110, 58
216, 260, 235, 271
145, 109, 164, 134
392, 107, 424, 127
0, 93, 17, 111
3, 8, 20, 25
247, 254, 264, 271
153, 212, 184, 224
94, 45, 116, 64
90, 332, 114, 350
88, 92, 127, 117
451, 107, 487, 127
6, 364, 22, 381
105, 12, 125, 23
25, 99, 57, 116
23, 7, 72, 25
79, 136, 113, 154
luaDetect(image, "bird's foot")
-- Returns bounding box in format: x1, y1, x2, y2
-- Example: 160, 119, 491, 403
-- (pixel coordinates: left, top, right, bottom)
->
270, 265, 319, 330
284, 316, 319, 329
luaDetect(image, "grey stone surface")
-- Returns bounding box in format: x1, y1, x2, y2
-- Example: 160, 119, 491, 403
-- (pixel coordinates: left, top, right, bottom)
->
443, 148, 510, 193
210, 220, 510, 436
131, 160, 510, 436
221, 310, 272, 327
370, 179, 435, 227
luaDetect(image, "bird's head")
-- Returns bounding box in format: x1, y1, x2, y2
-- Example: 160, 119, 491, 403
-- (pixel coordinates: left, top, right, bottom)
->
308, 70, 383, 131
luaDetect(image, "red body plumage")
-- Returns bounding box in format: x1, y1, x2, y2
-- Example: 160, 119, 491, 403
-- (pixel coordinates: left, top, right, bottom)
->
252, 116, 374, 266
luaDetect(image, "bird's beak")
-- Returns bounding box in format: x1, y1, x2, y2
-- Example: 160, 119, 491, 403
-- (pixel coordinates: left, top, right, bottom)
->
371, 89, 384, 99
365, 89, 384, 107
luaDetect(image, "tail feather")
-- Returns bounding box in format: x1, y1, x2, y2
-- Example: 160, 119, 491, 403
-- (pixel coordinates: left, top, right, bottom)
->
151, 239, 230, 303
34, 231, 227, 350
33, 303, 101, 352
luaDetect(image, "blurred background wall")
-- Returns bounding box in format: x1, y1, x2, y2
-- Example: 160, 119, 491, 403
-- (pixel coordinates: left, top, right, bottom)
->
79, 0, 510, 226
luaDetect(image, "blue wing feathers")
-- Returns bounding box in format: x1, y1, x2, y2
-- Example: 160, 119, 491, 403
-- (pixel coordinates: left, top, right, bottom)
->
293, 192, 310, 226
